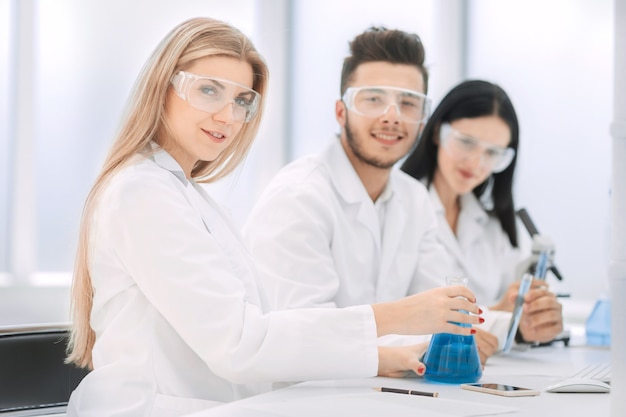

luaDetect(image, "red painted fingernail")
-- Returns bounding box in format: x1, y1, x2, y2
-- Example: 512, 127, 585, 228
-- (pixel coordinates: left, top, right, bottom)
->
479, 318, 485, 323
418, 366, 425, 374
478, 308, 483, 314
471, 329, 476, 334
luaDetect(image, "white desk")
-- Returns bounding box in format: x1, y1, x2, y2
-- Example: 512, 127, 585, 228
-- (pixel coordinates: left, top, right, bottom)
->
187, 344, 610, 417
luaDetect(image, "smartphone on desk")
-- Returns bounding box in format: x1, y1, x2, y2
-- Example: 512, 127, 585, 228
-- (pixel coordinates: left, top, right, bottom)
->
461, 383, 541, 397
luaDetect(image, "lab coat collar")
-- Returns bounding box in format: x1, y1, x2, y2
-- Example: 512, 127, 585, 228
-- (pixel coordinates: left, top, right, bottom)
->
428, 185, 489, 274
428, 185, 464, 260
456, 192, 490, 250
428, 184, 445, 215
428, 185, 488, 227
323, 138, 398, 204
376, 175, 394, 205
149, 141, 189, 186
323, 139, 374, 204
322, 138, 403, 251
459, 192, 489, 228
324, 139, 379, 247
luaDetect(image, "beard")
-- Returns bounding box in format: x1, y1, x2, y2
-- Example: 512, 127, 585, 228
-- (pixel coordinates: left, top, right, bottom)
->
344, 114, 403, 169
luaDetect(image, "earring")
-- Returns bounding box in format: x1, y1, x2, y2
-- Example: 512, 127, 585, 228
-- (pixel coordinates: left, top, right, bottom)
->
478, 175, 495, 210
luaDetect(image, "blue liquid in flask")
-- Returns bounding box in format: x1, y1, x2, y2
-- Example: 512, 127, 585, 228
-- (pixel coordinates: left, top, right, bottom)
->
423, 332, 482, 383
423, 276, 482, 384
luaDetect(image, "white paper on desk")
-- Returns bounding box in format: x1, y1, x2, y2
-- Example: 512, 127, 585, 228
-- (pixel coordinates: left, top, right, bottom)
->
237, 392, 518, 417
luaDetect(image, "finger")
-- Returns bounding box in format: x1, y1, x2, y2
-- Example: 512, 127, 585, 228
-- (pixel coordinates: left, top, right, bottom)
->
475, 339, 494, 363
447, 310, 483, 326
521, 313, 563, 341
525, 304, 562, 320
445, 286, 477, 303
442, 322, 477, 336
411, 359, 427, 376
523, 297, 562, 315
524, 287, 555, 303
507, 290, 518, 304
530, 279, 549, 290
521, 321, 563, 343
531, 322, 562, 333
477, 347, 489, 365
480, 331, 499, 352
451, 298, 482, 315
523, 309, 563, 329
535, 320, 564, 334
475, 331, 498, 358
382, 369, 415, 378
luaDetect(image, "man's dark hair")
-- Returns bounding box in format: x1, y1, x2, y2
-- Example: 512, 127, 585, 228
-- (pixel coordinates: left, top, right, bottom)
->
340, 26, 428, 95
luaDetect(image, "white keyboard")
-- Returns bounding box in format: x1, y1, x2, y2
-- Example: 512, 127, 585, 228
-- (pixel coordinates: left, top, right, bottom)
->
545, 363, 611, 393
569, 363, 611, 383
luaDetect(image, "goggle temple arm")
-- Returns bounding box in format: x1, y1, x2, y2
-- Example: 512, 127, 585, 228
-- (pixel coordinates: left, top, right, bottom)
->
170, 72, 189, 100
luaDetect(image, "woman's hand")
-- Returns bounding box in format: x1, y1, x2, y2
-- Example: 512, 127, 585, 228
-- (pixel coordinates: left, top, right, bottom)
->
377, 344, 428, 378
490, 279, 548, 312
518, 287, 564, 343
372, 286, 482, 337
490, 280, 564, 344
489, 281, 521, 312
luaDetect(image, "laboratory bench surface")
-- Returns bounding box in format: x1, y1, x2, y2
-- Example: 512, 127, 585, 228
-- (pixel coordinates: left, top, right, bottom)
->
186, 342, 612, 417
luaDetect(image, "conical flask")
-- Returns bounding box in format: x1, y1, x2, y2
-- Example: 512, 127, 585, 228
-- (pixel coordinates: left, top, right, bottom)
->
585, 292, 611, 346
423, 276, 482, 384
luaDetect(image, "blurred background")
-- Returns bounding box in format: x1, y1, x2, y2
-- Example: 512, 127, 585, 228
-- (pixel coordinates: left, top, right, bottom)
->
0, 0, 614, 328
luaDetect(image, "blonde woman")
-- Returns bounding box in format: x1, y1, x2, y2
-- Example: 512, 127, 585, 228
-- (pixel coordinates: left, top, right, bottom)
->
66, 17, 481, 417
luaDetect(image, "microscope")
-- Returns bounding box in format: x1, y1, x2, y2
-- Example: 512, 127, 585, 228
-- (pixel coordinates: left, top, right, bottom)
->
513, 208, 570, 347
514, 208, 563, 282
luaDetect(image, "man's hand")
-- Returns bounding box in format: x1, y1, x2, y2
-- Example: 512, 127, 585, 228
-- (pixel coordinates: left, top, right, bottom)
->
474, 328, 499, 365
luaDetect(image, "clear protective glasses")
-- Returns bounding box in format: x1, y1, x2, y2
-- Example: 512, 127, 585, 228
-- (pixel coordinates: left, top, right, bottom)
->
439, 123, 515, 173
342, 86, 431, 124
170, 71, 261, 123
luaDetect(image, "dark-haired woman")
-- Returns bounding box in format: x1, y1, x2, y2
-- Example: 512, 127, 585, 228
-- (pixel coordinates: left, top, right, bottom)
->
401, 80, 563, 358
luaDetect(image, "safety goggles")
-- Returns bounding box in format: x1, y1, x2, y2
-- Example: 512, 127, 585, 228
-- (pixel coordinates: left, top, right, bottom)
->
170, 71, 260, 123
439, 123, 515, 173
342, 86, 431, 124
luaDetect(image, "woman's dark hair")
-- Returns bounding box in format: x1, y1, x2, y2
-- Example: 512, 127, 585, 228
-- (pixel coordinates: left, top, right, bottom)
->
340, 26, 428, 95
401, 80, 520, 247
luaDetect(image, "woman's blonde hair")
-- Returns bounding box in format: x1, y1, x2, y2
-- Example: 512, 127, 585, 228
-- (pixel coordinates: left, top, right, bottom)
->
66, 17, 269, 368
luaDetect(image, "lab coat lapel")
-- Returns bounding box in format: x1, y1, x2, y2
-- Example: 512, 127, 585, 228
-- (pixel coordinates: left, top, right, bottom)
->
377, 175, 406, 287
455, 193, 490, 277
191, 182, 264, 308
428, 186, 475, 275
149, 146, 265, 307
325, 140, 381, 249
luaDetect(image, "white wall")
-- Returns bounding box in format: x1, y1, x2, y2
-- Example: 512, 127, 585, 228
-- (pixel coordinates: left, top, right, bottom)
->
0, 0, 616, 325
0, 0, 260, 325
285, 0, 614, 304
465, 0, 613, 302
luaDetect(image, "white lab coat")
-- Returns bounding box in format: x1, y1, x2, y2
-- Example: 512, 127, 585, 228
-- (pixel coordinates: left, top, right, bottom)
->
427, 186, 527, 306
427, 186, 531, 346
242, 139, 450, 311
66, 146, 379, 417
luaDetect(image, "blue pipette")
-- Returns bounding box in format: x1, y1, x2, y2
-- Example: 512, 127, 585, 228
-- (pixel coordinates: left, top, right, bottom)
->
502, 273, 533, 353
535, 250, 550, 280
